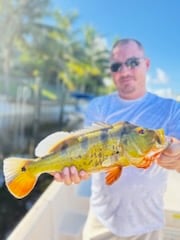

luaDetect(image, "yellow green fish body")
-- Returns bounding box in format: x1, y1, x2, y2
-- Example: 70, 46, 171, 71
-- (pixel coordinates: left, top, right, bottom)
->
3, 121, 168, 199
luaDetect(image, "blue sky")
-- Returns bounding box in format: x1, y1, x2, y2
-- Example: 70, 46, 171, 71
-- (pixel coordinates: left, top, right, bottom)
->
52, 0, 180, 98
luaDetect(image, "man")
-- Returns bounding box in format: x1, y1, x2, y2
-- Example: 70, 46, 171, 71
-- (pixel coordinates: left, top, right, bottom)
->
53, 39, 180, 239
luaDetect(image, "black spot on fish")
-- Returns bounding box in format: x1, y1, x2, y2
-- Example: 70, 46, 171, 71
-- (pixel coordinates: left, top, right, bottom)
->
117, 124, 133, 137
61, 143, 69, 151
123, 138, 128, 145
120, 126, 130, 136
95, 159, 100, 167
88, 159, 93, 165
100, 130, 108, 142
81, 136, 89, 149
98, 152, 102, 158
21, 166, 26, 172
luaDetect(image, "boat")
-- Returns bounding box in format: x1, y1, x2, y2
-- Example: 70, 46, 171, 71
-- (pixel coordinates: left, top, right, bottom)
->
7, 170, 180, 240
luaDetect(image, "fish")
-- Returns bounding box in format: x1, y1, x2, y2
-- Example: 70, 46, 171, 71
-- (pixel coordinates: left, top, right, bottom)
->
3, 121, 168, 199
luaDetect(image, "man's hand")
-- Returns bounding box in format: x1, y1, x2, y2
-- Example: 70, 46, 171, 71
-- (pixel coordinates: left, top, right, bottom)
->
157, 137, 180, 172
52, 166, 90, 185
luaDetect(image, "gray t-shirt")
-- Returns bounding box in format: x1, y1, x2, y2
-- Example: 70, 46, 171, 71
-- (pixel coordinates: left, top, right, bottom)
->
83, 91, 180, 237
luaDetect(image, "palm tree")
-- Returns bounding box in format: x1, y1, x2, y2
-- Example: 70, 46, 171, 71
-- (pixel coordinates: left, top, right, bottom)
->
0, 0, 50, 95
66, 26, 110, 95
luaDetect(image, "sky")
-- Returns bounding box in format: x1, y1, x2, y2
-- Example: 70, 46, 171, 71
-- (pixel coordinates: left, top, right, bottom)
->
52, 0, 180, 99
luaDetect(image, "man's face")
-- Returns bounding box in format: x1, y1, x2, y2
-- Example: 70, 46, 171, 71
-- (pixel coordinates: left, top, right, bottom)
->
110, 42, 150, 99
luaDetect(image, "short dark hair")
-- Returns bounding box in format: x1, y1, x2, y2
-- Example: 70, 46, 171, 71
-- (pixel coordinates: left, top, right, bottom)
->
112, 38, 144, 51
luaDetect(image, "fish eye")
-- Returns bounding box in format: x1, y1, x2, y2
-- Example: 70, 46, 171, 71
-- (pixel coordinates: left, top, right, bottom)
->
137, 128, 145, 135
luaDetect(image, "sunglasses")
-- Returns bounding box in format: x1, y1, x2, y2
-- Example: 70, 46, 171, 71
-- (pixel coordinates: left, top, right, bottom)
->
110, 57, 144, 72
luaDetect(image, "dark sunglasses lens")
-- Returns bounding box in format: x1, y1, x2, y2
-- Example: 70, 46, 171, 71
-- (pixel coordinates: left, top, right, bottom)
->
126, 58, 140, 68
110, 62, 122, 72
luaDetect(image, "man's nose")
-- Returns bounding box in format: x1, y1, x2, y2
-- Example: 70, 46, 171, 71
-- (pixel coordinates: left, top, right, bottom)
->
119, 64, 130, 73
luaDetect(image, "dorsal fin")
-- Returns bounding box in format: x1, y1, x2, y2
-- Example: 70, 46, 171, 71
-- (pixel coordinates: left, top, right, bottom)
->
35, 122, 112, 157
92, 122, 111, 128
35, 132, 70, 157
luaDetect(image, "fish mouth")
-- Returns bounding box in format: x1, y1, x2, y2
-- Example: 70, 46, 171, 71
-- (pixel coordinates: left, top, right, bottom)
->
145, 129, 169, 159
155, 129, 169, 149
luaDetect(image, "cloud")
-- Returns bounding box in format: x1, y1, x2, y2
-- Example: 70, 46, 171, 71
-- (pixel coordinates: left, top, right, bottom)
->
146, 67, 177, 99
156, 68, 169, 84
93, 36, 108, 51
147, 86, 177, 99
153, 88, 174, 98
147, 67, 170, 85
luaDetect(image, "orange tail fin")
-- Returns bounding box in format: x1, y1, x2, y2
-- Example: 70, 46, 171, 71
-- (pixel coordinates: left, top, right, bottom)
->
3, 157, 38, 199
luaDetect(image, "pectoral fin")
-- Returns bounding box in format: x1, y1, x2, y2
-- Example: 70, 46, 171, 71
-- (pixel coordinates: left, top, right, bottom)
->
136, 156, 152, 169
105, 166, 122, 185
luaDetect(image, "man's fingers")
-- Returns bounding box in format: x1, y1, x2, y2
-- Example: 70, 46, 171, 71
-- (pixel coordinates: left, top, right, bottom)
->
62, 167, 73, 185
70, 166, 81, 184
52, 167, 90, 184
79, 171, 90, 180
162, 140, 180, 157
52, 172, 63, 182
157, 151, 180, 170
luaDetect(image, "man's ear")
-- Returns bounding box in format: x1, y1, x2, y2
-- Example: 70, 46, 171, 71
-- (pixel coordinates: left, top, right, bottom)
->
146, 58, 150, 69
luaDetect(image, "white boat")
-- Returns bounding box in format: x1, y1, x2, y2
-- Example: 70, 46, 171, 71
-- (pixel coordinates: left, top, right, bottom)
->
7, 171, 180, 240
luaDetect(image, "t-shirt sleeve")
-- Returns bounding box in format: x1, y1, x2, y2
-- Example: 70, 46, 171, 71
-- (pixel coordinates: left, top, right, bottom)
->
168, 102, 180, 139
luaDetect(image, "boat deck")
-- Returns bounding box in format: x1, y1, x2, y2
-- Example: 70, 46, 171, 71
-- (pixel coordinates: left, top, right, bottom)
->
7, 171, 180, 240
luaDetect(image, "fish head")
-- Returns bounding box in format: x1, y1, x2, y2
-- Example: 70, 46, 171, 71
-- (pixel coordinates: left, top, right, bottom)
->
122, 125, 168, 161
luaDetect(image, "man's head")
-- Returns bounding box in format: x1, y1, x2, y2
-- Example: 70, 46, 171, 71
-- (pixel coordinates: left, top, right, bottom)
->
110, 39, 150, 100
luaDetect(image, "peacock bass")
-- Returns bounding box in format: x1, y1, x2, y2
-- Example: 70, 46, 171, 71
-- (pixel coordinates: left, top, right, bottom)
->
3, 121, 168, 199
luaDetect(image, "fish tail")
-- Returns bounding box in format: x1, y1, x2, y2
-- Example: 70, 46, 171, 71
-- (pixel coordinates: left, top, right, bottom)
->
3, 157, 38, 199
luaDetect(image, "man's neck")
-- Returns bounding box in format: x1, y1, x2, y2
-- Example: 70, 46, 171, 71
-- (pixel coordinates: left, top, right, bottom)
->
118, 91, 147, 100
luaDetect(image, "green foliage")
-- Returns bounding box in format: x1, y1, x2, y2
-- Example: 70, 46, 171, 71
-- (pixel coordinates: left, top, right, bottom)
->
0, 0, 111, 96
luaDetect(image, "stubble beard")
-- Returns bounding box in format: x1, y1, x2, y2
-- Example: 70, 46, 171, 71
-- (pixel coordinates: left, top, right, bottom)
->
118, 76, 136, 95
